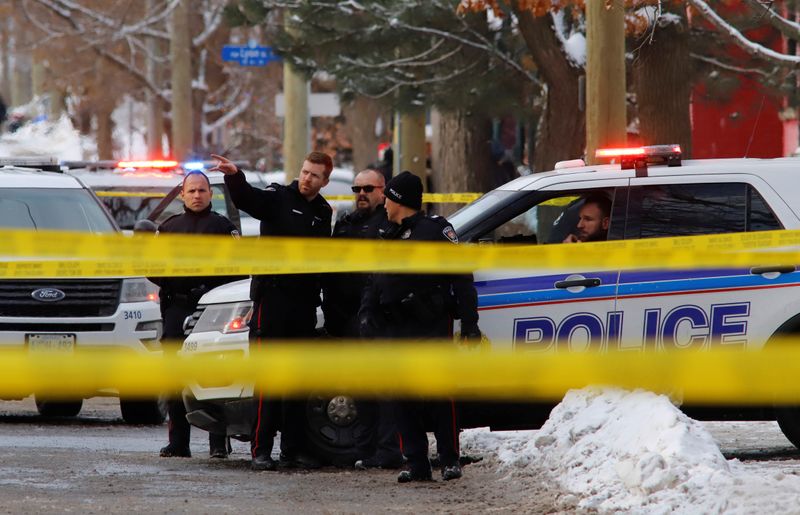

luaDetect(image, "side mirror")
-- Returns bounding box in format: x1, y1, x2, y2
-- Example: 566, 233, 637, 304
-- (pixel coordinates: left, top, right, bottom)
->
133, 219, 158, 233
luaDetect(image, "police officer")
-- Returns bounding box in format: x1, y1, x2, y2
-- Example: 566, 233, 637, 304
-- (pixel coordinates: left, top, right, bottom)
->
321, 169, 403, 470
359, 171, 482, 483
151, 171, 241, 459
211, 152, 333, 472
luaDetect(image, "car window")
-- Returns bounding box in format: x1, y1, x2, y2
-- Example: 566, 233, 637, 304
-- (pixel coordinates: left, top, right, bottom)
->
469, 189, 619, 245
624, 183, 781, 239
93, 187, 171, 230
151, 184, 228, 225
0, 188, 116, 232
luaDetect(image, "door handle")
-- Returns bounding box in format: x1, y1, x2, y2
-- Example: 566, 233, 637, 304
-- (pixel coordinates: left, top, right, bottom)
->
750, 266, 796, 275
555, 278, 602, 289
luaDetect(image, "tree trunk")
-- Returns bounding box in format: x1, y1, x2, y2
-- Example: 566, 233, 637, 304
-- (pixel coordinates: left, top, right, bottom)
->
632, 11, 692, 157
170, 0, 193, 161
10, 1, 32, 107
514, 9, 584, 173
94, 59, 115, 159
586, 0, 627, 163
146, 0, 165, 158
0, 14, 11, 102
344, 95, 384, 171
431, 109, 492, 216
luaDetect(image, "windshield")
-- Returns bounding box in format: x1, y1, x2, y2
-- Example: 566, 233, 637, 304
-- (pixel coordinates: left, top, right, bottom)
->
93, 186, 172, 230
448, 190, 525, 234
0, 188, 116, 232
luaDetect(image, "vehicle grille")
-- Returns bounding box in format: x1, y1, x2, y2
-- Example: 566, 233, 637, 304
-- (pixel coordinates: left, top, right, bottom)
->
0, 323, 115, 332
184, 306, 206, 336
0, 280, 122, 317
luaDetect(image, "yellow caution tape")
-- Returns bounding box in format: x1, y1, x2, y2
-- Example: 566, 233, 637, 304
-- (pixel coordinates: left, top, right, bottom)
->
326, 193, 483, 203
3, 343, 800, 404
1, 228, 800, 278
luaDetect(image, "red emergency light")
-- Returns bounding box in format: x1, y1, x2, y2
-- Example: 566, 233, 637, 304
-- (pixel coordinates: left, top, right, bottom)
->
117, 160, 180, 170
595, 144, 682, 176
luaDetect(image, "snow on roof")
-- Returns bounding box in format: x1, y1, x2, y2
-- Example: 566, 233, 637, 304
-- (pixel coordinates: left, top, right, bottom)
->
461, 388, 800, 513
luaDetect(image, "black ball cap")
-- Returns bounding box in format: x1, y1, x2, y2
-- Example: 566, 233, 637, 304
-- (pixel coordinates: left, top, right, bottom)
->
385, 171, 422, 210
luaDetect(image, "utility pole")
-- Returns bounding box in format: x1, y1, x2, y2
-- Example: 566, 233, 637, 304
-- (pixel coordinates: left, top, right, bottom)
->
146, 0, 164, 158
393, 109, 427, 187
282, 14, 309, 182
585, 0, 627, 164
170, 0, 192, 161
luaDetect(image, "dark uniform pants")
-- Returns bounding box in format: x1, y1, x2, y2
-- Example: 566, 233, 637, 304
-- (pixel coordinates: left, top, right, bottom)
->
355, 399, 402, 462
249, 289, 318, 459
163, 301, 226, 451
397, 399, 460, 472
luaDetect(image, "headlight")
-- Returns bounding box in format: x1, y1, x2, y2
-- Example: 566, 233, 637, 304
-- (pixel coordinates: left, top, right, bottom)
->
121, 278, 160, 303
192, 301, 252, 334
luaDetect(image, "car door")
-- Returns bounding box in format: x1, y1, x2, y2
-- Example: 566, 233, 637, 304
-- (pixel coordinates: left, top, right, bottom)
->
615, 175, 791, 352
459, 178, 629, 353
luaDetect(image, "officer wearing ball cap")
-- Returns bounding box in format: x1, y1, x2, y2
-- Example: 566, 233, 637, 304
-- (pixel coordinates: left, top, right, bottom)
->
359, 171, 482, 483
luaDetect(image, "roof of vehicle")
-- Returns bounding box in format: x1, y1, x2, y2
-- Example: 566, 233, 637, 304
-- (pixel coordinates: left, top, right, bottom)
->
497, 157, 800, 192
0, 166, 85, 189
66, 168, 227, 189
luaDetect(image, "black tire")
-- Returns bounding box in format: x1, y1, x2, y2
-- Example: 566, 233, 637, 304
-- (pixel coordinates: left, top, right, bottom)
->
776, 407, 800, 449
34, 397, 83, 417
304, 394, 376, 467
120, 397, 168, 425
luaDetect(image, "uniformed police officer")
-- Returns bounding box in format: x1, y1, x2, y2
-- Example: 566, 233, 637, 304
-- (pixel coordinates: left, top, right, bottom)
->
321, 169, 404, 470
359, 171, 482, 483
211, 152, 333, 472
151, 171, 241, 459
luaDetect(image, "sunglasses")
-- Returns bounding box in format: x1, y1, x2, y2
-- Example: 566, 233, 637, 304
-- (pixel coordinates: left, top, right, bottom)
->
351, 185, 383, 193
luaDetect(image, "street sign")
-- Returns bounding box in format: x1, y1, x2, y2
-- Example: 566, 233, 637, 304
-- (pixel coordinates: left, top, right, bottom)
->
222, 45, 281, 67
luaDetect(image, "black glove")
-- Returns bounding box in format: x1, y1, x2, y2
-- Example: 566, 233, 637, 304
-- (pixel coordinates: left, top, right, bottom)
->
460, 323, 482, 343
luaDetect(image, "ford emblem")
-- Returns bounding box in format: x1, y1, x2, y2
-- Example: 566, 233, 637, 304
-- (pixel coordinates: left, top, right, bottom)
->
31, 288, 66, 302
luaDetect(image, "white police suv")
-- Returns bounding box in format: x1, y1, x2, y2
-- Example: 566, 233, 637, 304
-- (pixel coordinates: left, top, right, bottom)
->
0, 158, 165, 423
180, 145, 800, 459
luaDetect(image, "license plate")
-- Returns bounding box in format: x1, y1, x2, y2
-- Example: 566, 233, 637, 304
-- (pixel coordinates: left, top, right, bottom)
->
27, 334, 76, 353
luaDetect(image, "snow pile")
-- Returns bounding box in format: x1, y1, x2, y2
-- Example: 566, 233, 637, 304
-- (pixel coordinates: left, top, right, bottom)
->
462, 388, 800, 513
0, 115, 95, 160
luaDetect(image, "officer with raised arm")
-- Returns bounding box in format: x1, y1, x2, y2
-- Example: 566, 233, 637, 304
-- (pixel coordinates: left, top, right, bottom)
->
211, 152, 333, 471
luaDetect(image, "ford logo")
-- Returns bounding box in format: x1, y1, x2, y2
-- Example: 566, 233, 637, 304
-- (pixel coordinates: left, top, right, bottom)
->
31, 288, 66, 302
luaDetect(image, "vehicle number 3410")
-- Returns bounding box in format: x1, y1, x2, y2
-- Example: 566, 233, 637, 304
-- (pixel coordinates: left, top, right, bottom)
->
124, 311, 143, 320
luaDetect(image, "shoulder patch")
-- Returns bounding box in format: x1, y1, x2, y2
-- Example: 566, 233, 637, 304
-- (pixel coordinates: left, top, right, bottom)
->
442, 225, 458, 243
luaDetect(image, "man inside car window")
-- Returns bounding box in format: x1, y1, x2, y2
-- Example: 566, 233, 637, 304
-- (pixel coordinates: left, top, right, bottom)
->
563, 194, 611, 243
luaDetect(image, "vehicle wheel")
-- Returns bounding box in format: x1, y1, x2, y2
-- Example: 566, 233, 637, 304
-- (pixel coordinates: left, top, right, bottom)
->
776, 407, 800, 448
304, 394, 376, 467
34, 397, 83, 417
120, 396, 168, 425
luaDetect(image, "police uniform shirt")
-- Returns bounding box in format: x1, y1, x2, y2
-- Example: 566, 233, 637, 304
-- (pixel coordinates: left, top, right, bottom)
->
224, 169, 332, 304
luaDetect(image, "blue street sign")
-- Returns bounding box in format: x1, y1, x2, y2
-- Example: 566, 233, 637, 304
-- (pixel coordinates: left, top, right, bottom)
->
221, 45, 281, 67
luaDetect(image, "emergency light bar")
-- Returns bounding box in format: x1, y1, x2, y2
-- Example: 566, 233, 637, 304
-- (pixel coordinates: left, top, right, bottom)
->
117, 160, 180, 170
595, 144, 681, 177
183, 161, 205, 171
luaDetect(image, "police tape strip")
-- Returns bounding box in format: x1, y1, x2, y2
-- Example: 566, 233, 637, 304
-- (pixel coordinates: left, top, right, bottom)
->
327, 193, 483, 203
3, 343, 800, 404
1, 228, 800, 278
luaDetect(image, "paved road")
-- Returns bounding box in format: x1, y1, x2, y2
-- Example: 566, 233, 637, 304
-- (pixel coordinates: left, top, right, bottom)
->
1, 397, 799, 514
0, 397, 559, 514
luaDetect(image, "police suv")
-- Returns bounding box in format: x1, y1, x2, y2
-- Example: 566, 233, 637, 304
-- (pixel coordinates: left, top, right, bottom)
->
0, 158, 165, 423
180, 146, 800, 461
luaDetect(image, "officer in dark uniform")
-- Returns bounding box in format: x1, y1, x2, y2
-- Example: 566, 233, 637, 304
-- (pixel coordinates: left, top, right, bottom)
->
359, 171, 482, 483
151, 171, 241, 459
211, 152, 333, 472
321, 169, 404, 470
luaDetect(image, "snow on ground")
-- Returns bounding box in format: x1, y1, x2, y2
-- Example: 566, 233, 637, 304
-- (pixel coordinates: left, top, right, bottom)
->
0, 116, 95, 160
462, 387, 800, 514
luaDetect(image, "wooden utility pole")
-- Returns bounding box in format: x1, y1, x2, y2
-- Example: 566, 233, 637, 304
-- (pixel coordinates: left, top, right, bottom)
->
146, 0, 164, 158
282, 62, 309, 181
393, 109, 427, 187
0, 15, 11, 103
170, 0, 193, 161
585, 0, 627, 164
